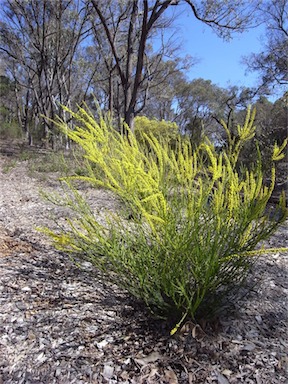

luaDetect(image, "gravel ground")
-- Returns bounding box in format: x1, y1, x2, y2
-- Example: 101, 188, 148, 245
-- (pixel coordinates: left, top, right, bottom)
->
0, 153, 287, 384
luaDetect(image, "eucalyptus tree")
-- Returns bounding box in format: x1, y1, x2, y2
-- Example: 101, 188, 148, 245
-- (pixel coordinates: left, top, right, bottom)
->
0, 0, 91, 146
226, 92, 288, 176
0, 73, 20, 138
89, 0, 261, 132
244, 0, 288, 90
139, 56, 194, 122
173, 78, 225, 135
251, 94, 287, 152
170, 78, 260, 148
89, 0, 180, 131
212, 85, 259, 130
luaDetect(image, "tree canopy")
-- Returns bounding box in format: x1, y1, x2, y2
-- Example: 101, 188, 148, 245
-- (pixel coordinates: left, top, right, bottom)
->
0, 0, 286, 148
243, 0, 288, 90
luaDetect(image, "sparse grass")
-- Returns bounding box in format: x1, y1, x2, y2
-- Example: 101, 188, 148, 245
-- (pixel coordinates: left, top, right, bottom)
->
1, 159, 18, 174
24, 148, 87, 181
18, 150, 37, 162
0, 120, 23, 140
28, 152, 66, 174
0, 138, 88, 181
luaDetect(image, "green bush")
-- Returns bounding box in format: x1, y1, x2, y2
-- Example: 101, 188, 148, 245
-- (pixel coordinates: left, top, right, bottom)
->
0, 116, 22, 139
41, 105, 287, 333
134, 115, 179, 145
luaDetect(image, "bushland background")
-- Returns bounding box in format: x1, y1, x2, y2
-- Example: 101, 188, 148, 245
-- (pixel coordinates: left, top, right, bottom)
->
0, 1, 287, 156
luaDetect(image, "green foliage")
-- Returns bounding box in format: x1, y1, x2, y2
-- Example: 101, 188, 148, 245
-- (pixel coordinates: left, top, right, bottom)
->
0, 76, 21, 140
0, 111, 22, 139
29, 152, 68, 173
134, 115, 179, 144
27, 150, 86, 179
228, 94, 288, 178
1, 159, 17, 174
41, 105, 287, 333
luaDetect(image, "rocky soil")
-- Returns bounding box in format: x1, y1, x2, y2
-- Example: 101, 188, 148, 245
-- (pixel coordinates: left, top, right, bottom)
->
0, 151, 287, 384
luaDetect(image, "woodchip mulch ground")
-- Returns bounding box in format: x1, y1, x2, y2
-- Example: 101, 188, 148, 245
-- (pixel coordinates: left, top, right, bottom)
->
0, 152, 287, 384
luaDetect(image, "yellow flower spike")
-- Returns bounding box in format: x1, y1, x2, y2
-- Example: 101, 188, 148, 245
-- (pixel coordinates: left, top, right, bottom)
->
203, 143, 219, 178
237, 106, 256, 141
212, 153, 224, 181
170, 312, 188, 336
239, 223, 253, 247
272, 138, 288, 161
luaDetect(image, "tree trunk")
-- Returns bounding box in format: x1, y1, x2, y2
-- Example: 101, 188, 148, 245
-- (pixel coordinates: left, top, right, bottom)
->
124, 109, 135, 134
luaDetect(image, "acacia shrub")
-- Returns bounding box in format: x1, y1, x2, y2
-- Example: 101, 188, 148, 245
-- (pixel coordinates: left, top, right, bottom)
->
42, 105, 287, 333
134, 115, 178, 145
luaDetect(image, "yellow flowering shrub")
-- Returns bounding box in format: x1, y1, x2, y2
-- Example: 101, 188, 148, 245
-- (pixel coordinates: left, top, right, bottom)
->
41, 105, 287, 333
134, 115, 178, 145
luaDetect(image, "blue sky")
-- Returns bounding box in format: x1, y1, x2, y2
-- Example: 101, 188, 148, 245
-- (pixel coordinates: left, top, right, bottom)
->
166, 9, 267, 91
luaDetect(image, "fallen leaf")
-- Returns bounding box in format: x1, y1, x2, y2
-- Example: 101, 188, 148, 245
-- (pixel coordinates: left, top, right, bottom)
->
217, 371, 230, 384
241, 343, 256, 351
255, 315, 262, 324
255, 372, 262, 384
188, 372, 194, 384
164, 369, 178, 384
102, 364, 114, 379
120, 371, 129, 380
222, 369, 233, 377
134, 351, 162, 366
96, 339, 109, 349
